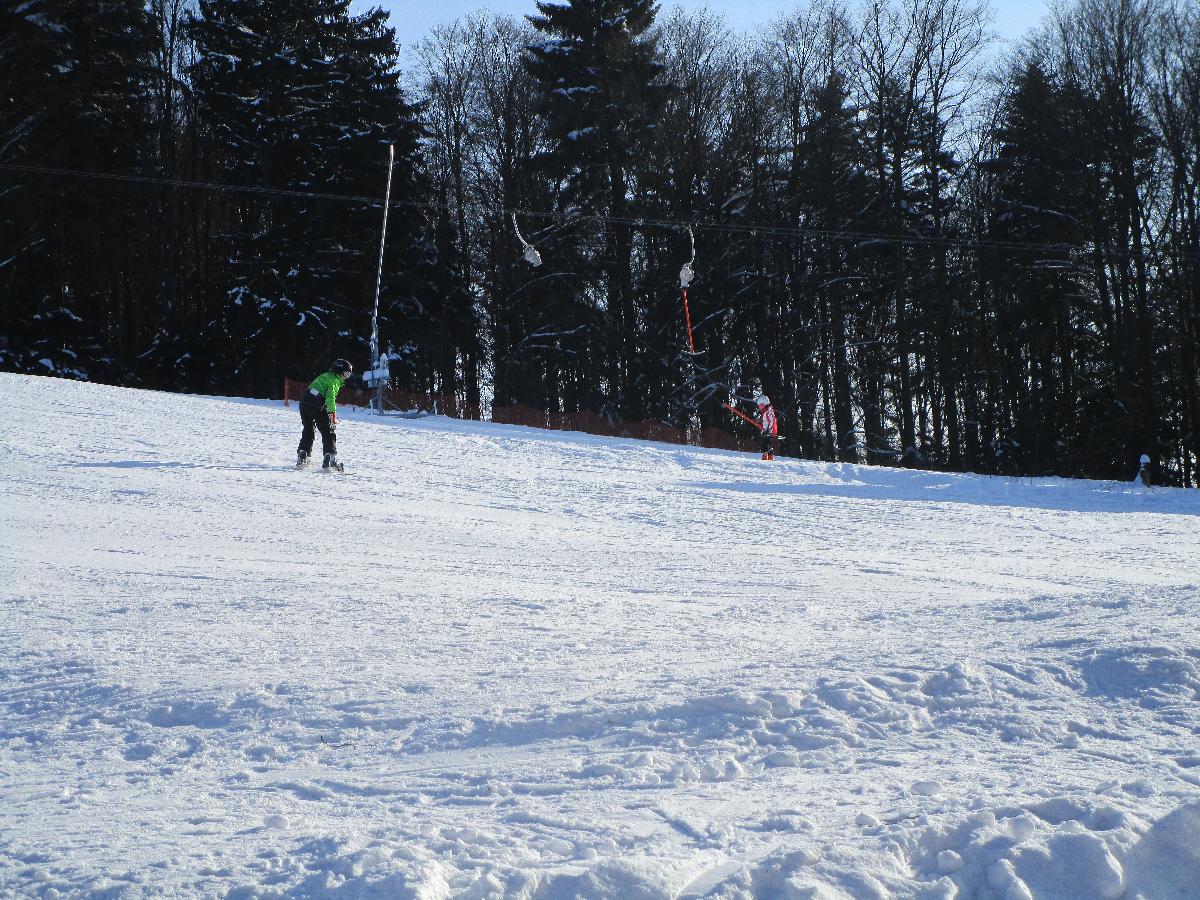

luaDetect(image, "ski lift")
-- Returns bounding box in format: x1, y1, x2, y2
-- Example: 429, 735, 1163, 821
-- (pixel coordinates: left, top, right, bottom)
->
512, 213, 543, 267
678, 227, 698, 353
362, 351, 391, 389
679, 226, 696, 288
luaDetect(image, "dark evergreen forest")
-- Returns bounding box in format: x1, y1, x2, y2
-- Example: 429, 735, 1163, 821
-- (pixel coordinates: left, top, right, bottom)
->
2, 0, 1197, 485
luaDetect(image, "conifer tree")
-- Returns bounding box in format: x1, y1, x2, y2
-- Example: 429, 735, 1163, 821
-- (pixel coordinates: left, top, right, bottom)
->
187, 0, 432, 396
981, 59, 1094, 474
796, 70, 870, 462
525, 0, 670, 417
1, 0, 158, 381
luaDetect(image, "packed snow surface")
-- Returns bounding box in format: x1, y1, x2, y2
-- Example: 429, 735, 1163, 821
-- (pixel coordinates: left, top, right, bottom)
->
2, 373, 1199, 898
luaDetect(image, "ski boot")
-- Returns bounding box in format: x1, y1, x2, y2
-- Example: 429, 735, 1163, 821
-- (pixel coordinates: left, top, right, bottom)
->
322, 453, 345, 473
297, 450, 311, 469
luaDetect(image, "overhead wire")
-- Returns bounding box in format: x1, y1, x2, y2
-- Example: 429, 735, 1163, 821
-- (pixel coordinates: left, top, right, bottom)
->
1, 161, 1166, 260
0, 162, 390, 206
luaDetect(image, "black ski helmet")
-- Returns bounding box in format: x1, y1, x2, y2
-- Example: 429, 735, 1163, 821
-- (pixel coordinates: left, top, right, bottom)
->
331, 358, 353, 376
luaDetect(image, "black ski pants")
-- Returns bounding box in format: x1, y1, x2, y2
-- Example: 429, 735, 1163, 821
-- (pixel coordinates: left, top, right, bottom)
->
298, 401, 336, 457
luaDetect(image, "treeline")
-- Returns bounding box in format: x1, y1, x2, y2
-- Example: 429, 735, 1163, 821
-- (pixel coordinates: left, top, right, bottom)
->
1, 0, 1197, 485
1, 0, 478, 406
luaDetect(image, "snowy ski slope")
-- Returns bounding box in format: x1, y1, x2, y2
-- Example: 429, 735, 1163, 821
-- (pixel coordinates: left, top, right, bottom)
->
2, 372, 1199, 898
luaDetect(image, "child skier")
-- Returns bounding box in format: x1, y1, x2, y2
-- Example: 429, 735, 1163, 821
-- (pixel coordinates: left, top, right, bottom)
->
756, 394, 778, 461
297, 359, 354, 471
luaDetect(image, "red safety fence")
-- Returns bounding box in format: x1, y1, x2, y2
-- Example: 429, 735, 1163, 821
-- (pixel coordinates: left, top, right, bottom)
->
490, 403, 757, 452
283, 378, 479, 419
283, 379, 758, 453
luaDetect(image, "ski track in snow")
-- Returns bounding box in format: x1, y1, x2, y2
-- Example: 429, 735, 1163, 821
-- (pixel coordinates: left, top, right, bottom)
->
1, 373, 1198, 898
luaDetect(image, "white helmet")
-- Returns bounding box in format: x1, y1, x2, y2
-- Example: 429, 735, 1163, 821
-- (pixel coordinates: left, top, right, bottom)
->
755, 394, 770, 406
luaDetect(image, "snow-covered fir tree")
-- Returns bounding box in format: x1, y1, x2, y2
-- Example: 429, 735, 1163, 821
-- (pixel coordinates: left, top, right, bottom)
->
186, 0, 429, 396
524, 0, 671, 419
0, 0, 158, 382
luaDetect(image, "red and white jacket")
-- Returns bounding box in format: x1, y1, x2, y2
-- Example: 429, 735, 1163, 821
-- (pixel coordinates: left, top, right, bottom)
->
759, 404, 778, 435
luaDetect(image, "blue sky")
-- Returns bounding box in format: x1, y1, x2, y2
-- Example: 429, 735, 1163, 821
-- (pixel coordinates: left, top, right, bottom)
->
354, 0, 1052, 55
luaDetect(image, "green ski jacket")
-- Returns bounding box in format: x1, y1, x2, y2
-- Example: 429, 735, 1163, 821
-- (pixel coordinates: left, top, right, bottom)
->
305, 372, 346, 413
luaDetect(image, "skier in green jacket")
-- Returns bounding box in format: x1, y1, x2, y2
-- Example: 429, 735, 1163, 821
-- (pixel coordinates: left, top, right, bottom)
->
297, 359, 354, 471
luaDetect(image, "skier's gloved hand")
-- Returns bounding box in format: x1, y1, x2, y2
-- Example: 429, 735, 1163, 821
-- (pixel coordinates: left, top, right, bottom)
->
330, 411, 338, 425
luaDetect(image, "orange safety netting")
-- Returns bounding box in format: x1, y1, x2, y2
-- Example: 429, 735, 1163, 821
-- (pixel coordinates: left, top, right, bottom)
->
283, 379, 757, 453
490, 404, 756, 452
283, 377, 478, 419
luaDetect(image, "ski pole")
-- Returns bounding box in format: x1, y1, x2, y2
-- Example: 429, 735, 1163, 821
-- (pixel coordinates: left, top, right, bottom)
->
682, 288, 696, 353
